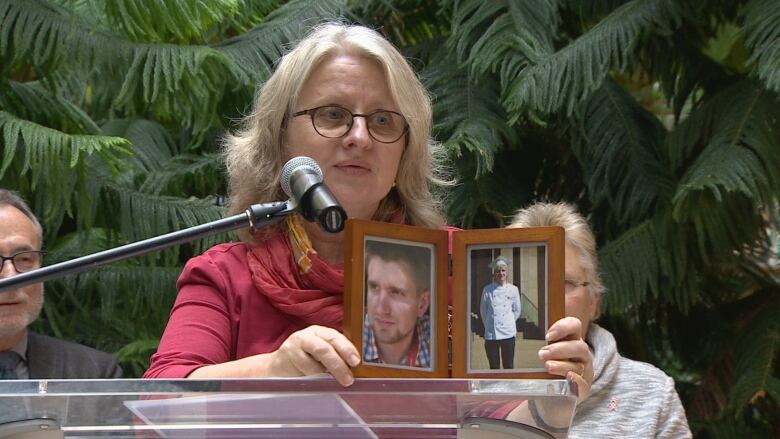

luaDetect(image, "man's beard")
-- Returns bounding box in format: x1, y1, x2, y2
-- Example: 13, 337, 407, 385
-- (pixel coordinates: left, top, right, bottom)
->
0, 288, 44, 338
372, 320, 411, 345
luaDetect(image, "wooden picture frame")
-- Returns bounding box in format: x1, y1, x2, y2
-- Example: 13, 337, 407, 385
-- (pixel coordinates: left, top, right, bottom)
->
451, 227, 565, 378
344, 219, 449, 378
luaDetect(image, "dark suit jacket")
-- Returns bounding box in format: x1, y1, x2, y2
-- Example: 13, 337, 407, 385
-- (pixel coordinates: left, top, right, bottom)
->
26, 331, 123, 379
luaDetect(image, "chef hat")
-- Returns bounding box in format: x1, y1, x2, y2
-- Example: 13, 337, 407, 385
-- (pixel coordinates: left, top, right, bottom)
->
490, 256, 510, 270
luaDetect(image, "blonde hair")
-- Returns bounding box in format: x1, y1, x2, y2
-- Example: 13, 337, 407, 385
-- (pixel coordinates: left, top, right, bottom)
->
509, 202, 604, 319
223, 23, 447, 241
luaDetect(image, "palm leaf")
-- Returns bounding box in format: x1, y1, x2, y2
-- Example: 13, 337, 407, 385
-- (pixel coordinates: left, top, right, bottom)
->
114, 338, 164, 378
100, 118, 177, 177
673, 80, 780, 217
450, 0, 558, 86
221, 0, 282, 34
598, 210, 707, 312
503, 0, 681, 119
110, 43, 238, 138
573, 78, 673, 226
101, 183, 230, 254
0, 79, 99, 134
98, 0, 240, 43
0, 0, 116, 71
1, 0, 242, 137
215, 0, 348, 85
0, 110, 131, 225
424, 52, 513, 177
599, 217, 662, 312
140, 153, 224, 195
742, 0, 780, 93
730, 294, 780, 412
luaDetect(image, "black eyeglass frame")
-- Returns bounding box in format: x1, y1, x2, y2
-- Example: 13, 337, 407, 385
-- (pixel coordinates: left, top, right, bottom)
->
0, 250, 46, 274
292, 105, 409, 144
564, 278, 590, 292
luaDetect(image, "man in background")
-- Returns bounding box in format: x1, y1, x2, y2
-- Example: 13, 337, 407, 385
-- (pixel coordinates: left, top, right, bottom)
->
0, 189, 122, 379
363, 240, 432, 368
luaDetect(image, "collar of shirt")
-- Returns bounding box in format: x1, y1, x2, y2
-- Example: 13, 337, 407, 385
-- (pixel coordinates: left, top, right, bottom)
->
363, 313, 431, 368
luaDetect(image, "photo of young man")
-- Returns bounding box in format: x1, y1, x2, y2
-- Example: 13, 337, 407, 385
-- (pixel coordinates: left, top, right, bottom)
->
362, 240, 433, 369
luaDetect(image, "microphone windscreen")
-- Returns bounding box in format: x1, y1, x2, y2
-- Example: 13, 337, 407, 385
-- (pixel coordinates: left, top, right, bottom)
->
280, 156, 322, 198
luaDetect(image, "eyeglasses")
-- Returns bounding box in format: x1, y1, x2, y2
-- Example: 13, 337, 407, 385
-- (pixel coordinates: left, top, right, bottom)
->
292, 105, 409, 144
0, 251, 46, 273
564, 279, 590, 293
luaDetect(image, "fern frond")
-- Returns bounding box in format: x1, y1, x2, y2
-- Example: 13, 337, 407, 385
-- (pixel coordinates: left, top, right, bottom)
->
100, 118, 177, 176
424, 53, 513, 177
44, 227, 113, 263
599, 218, 662, 312
573, 78, 673, 225
0, 0, 115, 71
766, 376, 780, 407
0, 79, 99, 134
0, 110, 131, 183
140, 153, 223, 195
1, 0, 241, 137
503, 0, 681, 119
598, 209, 706, 312
730, 296, 780, 411
114, 338, 163, 377
101, 183, 229, 253
673, 81, 780, 213
222, 0, 282, 34
216, 0, 347, 84
450, 0, 557, 85
97, 0, 240, 43
742, 0, 780, 93
111, 43, 238, 137
72, 265, 181, 318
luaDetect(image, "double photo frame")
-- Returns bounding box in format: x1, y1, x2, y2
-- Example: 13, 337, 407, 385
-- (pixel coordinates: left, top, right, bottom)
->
343, 219, 564, 379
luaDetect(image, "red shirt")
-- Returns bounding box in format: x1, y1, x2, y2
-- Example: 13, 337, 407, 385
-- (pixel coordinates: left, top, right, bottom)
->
145, 242, 307, 378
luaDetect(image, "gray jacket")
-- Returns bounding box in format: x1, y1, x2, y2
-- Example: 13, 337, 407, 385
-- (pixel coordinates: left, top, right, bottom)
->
27, 331, 122, 379
568, 324, 692, 438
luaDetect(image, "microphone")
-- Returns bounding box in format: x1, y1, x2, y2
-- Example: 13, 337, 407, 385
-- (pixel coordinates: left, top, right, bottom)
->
281, 156, 347, 233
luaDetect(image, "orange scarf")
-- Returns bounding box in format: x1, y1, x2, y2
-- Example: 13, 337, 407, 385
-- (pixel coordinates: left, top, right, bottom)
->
246, 216, 344, 330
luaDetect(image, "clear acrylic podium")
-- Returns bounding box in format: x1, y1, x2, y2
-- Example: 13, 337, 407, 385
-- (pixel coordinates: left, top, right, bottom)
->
0, 378, 577, 439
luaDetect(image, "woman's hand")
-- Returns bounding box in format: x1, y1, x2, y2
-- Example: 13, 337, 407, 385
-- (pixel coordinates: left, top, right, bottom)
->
269, 325, 360, 386
189, 325, 360, 386
538, 317, 593, 403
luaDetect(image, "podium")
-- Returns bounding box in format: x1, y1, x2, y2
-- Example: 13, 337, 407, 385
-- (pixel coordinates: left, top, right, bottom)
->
0, 378, 577, 438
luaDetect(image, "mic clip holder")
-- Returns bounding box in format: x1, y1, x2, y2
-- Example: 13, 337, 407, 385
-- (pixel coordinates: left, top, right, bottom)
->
246, 201, 295, 232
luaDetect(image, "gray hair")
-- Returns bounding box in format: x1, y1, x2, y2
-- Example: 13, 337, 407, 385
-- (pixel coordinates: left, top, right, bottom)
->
509, 202, 604, 319
0, 189, 43, 244
223, 22, 447, 241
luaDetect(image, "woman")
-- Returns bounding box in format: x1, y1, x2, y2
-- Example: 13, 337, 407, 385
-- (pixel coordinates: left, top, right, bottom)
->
508, 202, 691, 437
145, 24, 592, 395
479, 256, 521, 369
144, 23, 444, 386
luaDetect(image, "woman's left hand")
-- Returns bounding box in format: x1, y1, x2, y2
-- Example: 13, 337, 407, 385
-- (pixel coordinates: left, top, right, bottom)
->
538, 316, 593, 403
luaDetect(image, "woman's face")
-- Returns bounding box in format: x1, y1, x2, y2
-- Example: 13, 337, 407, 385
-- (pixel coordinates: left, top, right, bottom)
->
493, 266, 507, 283
285, 55, 405, 221
564, 244, 599, 338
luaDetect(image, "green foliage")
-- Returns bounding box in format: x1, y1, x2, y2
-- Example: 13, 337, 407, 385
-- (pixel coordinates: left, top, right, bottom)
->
503, 0, 682, 119
742, 0, 780, 93
440, 0, 779, 433
1, 0, 778, 435
573, 78, 674, 225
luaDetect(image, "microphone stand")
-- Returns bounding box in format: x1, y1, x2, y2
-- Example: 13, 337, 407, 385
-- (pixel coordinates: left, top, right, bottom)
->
0, 201, 295, 293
